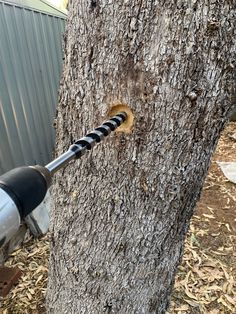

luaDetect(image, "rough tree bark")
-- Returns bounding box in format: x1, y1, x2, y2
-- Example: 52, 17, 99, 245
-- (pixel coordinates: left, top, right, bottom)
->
46, 1, 235, 313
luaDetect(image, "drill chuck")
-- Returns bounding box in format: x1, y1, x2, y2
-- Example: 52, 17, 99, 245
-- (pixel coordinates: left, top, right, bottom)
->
0, 166, 51, 247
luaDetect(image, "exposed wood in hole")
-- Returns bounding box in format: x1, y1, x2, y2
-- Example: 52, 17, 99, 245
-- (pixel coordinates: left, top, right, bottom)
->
108, 104, 134, 133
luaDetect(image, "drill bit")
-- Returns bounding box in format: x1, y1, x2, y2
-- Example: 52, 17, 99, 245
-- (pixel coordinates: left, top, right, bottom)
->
45, 112, 127, 175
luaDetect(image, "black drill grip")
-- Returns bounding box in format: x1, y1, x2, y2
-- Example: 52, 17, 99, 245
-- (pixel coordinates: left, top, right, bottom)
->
0, 166, 51, 219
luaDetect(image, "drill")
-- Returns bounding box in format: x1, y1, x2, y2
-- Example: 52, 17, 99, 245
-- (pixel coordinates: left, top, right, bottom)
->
0, 112, 127, 247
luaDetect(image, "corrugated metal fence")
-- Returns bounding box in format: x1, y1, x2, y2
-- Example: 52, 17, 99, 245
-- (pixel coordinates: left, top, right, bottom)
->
0, 0, 66, 174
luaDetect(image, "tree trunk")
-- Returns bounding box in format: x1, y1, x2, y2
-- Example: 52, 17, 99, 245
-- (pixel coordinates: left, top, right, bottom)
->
46, 1, 235, 313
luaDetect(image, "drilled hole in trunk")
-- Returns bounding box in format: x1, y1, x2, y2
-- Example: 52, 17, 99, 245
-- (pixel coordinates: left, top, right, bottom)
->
108, 104, 134, 133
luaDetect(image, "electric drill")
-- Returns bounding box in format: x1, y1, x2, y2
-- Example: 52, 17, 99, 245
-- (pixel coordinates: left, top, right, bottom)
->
0, 112, 127, 247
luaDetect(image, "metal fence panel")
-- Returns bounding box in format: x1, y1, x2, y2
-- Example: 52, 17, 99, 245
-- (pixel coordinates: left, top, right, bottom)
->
0, 0, 66, 174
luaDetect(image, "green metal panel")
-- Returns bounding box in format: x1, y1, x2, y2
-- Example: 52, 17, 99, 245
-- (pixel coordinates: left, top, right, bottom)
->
1, 0, 67, 18
0, 0, 67, 173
